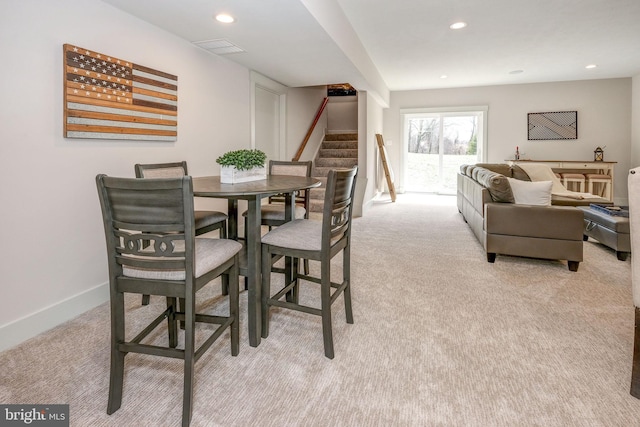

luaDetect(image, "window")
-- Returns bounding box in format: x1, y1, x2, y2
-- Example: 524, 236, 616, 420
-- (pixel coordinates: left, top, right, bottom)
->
401, 107, 487, 194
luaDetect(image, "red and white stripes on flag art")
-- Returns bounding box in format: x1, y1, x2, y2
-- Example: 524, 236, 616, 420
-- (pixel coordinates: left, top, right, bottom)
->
63, 44, 177, 141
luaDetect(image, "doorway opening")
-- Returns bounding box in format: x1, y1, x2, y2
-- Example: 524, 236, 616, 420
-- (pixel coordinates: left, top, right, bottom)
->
401, 107, 487, 194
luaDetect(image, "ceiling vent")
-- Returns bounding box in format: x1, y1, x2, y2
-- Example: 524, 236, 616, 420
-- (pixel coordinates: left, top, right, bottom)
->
193, 39, 244, 55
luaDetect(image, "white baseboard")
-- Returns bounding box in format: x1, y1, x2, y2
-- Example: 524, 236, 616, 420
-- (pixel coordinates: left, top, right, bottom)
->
0, 282, 109, 352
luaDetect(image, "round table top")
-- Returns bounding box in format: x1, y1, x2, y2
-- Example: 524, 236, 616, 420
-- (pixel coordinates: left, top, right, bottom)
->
192, 175, 321, 197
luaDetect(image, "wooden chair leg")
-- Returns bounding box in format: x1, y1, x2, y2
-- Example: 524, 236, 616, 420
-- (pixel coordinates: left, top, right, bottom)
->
221, 274, 230, 297
291, 257, 300, 304
220, 222, 230, 296
179, 297, 186, 329
107, 292, 126, 415
166, 297, 178, 348
321, 261, 334, 359
141, 294, 150, 305
182, 295, 196, 427
284, 256, 298, 303
228, 260, 240, 356
343, 246, 354, 324
261, 245, 272, 339
631, 307, 640, 398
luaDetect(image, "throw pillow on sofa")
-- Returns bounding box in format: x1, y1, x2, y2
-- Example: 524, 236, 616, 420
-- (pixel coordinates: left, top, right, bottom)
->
475, 169, 514, 203
506, 178, 552, 206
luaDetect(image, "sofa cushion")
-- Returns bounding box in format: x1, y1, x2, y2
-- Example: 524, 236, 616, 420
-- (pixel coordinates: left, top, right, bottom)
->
462, 164, 476, 177
475, 168, 515, 203
471, 166, 482, 181
476, 163, 512, 177
507, 178, 552, 206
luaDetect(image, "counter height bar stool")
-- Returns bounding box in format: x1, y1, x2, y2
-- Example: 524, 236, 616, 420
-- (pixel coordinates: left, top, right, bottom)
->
260, 166, 358, 359
251, 160, 313, 226
136, 161, 228, 305
586, 173, 612, 200
96, 174, 241, 427
560, 173, 586, 192
233, 160, 313, 295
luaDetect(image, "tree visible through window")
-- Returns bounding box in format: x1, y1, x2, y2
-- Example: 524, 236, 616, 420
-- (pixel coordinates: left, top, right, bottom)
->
404, 110, 483, 194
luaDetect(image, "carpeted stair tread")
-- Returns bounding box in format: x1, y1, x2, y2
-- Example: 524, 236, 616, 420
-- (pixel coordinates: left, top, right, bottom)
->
319, 148, 358, 158
315, 158, 358, 167
322, 140, 358, 149
324, 133, 357, 141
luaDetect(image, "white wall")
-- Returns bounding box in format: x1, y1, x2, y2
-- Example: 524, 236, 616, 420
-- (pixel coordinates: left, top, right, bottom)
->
286, 86, 327, 161
358, 92, 384, 214
0, 0, 252, 351
384, 79, 632, 205
327, 95, 358, 132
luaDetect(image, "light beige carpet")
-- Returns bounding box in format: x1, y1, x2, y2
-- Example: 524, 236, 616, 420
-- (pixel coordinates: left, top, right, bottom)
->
1, 194, 639, 426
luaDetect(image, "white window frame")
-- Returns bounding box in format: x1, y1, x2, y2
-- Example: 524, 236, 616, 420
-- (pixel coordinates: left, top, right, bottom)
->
399, 106, 488, 193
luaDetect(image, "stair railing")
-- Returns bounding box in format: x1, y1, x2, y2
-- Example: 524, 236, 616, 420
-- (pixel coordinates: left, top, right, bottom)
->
292, 97, 329, 161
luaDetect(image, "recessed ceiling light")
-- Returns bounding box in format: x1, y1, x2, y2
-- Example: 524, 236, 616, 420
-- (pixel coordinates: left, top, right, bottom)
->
450, 22, 467, 30
440, 75, 448, 79
585, 64, 597, 69
215, 14, 234, 23
509, 69, 524, 75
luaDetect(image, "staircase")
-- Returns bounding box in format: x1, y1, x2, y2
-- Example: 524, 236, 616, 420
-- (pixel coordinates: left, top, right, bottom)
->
309, 132, 358, 212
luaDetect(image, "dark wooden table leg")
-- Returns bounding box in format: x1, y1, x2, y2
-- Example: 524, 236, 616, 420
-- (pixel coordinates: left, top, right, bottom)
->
227, 199, 238, 240
246, 197, 262, 347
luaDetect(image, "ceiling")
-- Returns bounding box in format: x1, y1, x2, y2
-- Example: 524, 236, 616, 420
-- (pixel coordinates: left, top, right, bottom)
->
102, 0, 640, 100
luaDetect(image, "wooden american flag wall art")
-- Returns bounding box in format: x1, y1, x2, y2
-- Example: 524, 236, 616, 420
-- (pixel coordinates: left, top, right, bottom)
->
63, 44, 177, 141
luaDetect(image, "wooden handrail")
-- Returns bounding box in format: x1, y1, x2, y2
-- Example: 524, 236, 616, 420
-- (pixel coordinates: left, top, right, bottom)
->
292, 97, 329, 161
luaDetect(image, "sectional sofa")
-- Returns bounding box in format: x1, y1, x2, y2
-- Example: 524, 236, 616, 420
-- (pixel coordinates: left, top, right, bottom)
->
456, 163, 610, 271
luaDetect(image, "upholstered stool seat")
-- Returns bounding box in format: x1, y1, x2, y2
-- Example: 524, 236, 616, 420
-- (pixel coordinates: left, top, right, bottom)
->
242, 204, 306, 221
561, 173, 586, 192
195, 210, 229, 230
586, 173, 612, 200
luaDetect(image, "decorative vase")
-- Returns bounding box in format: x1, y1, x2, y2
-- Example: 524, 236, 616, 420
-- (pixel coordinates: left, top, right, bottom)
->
220, 165, 267, 184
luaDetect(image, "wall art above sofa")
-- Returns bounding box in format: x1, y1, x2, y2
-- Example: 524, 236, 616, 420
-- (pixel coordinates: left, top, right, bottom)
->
527, 111, 577, 140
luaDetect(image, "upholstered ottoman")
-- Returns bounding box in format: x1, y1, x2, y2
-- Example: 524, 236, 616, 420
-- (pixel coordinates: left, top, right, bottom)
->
578, 206, 630, 261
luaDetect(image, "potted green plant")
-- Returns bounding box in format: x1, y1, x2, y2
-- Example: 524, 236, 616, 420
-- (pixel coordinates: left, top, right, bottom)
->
216, 149, 267, 183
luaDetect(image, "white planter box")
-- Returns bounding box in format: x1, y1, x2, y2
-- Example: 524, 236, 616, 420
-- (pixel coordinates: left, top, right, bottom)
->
220, 165, 267, 184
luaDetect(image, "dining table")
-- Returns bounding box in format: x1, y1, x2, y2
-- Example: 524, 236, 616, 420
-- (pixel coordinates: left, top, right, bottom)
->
192, 174, 322, 347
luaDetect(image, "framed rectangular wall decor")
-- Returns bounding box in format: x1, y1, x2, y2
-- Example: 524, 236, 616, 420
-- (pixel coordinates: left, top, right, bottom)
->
527, 111, 577, 140
63, 44, 178, 141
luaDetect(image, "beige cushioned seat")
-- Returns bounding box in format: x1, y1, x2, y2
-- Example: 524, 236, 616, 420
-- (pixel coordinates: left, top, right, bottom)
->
123, 238, 242, 280
243, 204, 306, 221
261, 219, 323, 251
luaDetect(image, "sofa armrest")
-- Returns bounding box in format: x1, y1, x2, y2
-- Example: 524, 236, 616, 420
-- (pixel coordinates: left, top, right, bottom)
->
485, 203, 584, 241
